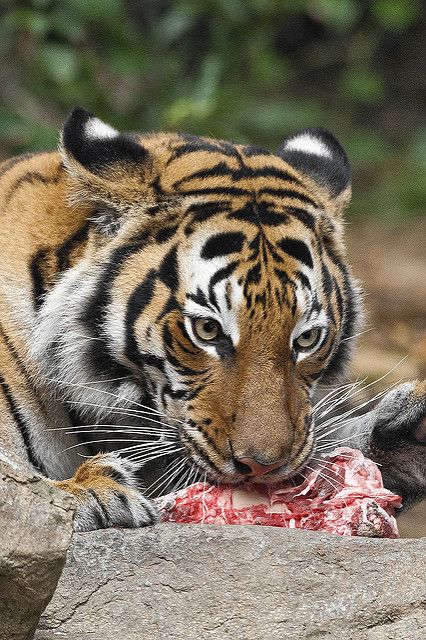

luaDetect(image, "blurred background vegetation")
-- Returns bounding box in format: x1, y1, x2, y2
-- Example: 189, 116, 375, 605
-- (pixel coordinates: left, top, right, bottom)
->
0, 0, 424, 220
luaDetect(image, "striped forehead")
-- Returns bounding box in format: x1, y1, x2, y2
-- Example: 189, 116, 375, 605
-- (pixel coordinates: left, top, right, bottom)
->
181, 229, 244, 342
180, 220, 316, 342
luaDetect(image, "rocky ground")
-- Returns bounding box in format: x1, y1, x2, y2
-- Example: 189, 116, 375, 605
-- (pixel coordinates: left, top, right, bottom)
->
34, 524, 426, 640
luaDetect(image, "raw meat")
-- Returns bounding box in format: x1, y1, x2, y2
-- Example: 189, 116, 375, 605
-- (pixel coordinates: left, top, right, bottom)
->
154, 448, 402, 537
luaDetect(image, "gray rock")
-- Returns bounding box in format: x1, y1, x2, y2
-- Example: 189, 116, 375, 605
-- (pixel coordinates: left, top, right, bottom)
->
0, 459, 75, 640
35, 524, 425, 640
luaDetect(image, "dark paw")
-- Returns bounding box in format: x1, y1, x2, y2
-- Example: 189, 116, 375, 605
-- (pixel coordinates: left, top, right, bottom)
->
370, 381, 426, 508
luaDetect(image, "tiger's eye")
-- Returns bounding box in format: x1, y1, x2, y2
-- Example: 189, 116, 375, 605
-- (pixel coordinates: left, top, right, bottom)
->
294, 327, 322, 351
193, 318, 221, 341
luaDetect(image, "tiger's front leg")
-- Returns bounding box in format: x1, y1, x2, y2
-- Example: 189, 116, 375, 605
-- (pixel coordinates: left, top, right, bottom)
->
50, 453, 159, 532
330, 381, 426, 510
368, 380, 426, 510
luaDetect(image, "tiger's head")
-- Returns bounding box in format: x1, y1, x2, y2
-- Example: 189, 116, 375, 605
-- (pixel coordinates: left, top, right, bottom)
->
40, 107, 361, 487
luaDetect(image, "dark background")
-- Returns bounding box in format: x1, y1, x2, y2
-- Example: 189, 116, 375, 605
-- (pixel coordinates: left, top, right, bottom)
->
0, 0, 424, 220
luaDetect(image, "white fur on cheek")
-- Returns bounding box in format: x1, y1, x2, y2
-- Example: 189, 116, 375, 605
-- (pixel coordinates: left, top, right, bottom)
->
284, 134, 332, 159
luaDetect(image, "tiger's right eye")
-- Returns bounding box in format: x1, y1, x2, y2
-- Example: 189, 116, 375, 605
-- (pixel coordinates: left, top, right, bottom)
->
192, 318, 221, 342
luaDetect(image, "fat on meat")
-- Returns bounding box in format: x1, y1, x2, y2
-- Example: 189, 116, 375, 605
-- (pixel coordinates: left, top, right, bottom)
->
154, 448, 402, 537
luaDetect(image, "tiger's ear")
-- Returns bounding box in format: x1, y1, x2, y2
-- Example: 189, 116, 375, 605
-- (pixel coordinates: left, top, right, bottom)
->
61, 106, 149, 175
60, 107, 155, 232
277, 128, 351, 217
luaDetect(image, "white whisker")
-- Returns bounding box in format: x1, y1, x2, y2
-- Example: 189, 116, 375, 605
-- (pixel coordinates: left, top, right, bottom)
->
316, 384, 397, 441
48, 377, 186, 425
60, 441, 171, 458
48, 423, 169, 435
128, 448, 184, 466
315, 357, 407, 421
316, 431, 372, 450
63, 400, 179, 430
147, 457, 186, 497
339, 327, 373, 343
305, 464, 343, 493
313, 380, 363, 415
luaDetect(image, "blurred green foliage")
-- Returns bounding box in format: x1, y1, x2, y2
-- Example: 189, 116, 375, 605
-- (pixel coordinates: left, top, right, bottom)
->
0, 0, 424, 219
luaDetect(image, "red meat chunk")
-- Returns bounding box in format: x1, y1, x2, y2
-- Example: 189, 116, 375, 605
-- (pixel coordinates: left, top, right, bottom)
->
154, 448, 402, 537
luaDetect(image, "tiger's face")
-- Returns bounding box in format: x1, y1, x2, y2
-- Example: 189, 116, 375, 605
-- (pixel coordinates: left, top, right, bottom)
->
54, 108, 361, 486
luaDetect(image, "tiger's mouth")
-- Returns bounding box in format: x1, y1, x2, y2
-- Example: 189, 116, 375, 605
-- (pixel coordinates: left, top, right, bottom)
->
177, 425, 316, 489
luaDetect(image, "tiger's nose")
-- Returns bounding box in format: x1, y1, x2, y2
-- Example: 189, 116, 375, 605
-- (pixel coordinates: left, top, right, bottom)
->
233, 456, 286, 477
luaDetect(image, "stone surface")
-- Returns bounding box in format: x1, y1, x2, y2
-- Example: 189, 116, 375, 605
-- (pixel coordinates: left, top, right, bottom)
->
0, 459, 75, 640
36, 524, 426, 640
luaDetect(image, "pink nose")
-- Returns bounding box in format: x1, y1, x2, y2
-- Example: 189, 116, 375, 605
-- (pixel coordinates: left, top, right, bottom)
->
233, 456, 286, 477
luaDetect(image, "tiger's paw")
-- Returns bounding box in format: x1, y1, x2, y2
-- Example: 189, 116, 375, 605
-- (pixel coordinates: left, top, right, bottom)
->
370, 380, 426, 509
52, 452, 159, 532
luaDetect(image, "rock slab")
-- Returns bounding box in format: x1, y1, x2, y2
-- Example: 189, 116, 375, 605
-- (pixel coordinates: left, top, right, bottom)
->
0, 459, 75, 640
36, 524, 426, 640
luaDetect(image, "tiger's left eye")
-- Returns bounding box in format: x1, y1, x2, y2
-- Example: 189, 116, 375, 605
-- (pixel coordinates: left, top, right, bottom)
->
193, 318, 221, 341
294, 327, 322, 352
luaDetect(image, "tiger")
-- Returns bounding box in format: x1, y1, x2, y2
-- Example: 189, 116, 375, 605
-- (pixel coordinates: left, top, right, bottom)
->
0, 106, 424, 531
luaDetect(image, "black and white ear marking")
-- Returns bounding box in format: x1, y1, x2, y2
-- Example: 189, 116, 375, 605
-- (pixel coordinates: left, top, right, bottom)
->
278, 128, 350, 197
61, 106, 149, 175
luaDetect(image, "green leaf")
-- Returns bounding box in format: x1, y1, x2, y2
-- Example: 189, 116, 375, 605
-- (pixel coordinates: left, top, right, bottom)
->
309, 0, 361, 31
372, 0, 420, 30
346, 130, 391, 165
38, 44, 80, 85
340, 68, 385, 104
67, 0, 123, 22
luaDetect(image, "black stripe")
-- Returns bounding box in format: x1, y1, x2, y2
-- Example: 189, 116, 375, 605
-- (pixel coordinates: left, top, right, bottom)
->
257, 187, 317, 207
0, 375, 40, 471
124, 269, 157, 369
0, 152, 43, 181
170, 137, 239, 163
174, 163, 301, 189
5, 166, 63, 205
0, 325, 37, 392
181, 431, 224, 476
186, 287, 210, 309
56, 220, 91, 272
172, 162, 233, 188
0, 324, 52, 435
87, 489, 110, 528
286, 206, 316, 231
158, 245, 179, 290
242, 146, 271, 157
208, 261, 238, 310
321, 246, 360, 382
80, 231, 151, 332
294, 270, 311, 290
78, 234, 152, 380
321, 262, 333, 295
228, 202, 289, 227
247, 165, 302, 183
155, 225, 178, 244
277, 238, 313, 269
201, 232, 245, 260
163, 324, 208, 376
30, 248, 49, 311
187, 420, 225, 459
179, 186, 250, 198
